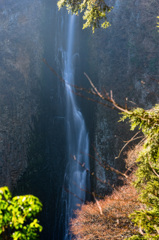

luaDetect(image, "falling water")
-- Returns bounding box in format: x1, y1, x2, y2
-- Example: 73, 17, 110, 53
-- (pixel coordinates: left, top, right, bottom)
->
56, 14, 90, 240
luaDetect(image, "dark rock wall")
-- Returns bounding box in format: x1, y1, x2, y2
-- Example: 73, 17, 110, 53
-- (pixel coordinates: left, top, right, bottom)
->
0, 0, 44, 188
88, 0, 159, 194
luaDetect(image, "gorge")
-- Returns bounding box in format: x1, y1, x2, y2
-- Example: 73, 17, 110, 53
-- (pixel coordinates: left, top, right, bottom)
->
0, 0, 159, 239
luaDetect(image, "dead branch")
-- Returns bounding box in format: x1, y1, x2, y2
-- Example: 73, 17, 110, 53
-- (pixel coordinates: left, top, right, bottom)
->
115, 131, 143, 159
124, 162, 137, 175
84, 72, 105, 100
149, 162, 159, 178
43, 59, 132, 112
72, 181, 91, 196
92, 146, 128, 179
83, 150, 128, 179
72, 155, 113, 189
63, 186, 84, 203
84, 72, 131, 113
92, 192, 103, 215
72, 181, 106, 200
71, 90, 117, 110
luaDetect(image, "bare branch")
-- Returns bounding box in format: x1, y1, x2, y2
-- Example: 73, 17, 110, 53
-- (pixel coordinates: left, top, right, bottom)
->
63, 186, 84, 203
71, 90, 117, 110
72, 155, 113, 188
43, 59, 133, 113
84, 72, 105, 100
72, 181, 92, 196
149, 162, 159, 178
92, 146, 128, 178
84, 72, 131, 113
92, 192, 103, 215
83, 150, 128, 179
115, 131, 143, 159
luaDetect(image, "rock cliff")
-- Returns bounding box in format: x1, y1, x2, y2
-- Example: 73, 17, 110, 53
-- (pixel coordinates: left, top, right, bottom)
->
88, 0, 159, 194
0, 0, 44, 188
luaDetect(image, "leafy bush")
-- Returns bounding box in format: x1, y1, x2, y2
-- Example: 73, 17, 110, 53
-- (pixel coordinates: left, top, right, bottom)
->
0, 186, 42, 240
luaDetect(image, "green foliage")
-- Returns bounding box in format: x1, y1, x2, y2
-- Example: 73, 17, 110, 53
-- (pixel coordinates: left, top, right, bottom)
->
0, 186, 42, 240
57, 0, 113, 32
120, 105, 159, 239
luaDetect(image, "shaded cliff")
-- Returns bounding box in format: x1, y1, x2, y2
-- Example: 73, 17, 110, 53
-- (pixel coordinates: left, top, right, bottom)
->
88, 0, 159, 194
0, 0, 44, 188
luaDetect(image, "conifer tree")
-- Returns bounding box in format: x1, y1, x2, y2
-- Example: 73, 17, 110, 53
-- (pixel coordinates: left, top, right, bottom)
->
120, 105, 159, 239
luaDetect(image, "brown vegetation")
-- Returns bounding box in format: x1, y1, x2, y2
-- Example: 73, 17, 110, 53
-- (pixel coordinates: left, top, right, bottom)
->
71, 180, 141, 239
124, 144, 143, 175
70, 145, 143, 239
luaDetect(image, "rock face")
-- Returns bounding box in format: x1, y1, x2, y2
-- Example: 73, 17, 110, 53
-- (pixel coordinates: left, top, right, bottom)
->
89, 0, 159, 194
0, 0, 44, 188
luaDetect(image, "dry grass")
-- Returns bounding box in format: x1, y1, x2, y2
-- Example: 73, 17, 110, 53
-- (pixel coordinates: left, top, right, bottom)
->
71, 180, 141, 239
124, 144, 143, 173
70, 144, 143, 239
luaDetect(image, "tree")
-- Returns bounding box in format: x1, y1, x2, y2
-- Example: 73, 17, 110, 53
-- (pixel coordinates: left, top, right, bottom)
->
57, 0, 113, 32
82, 79, 159, 239
69, 78, 159, 239
0, 186, 42, 240
121, 105, 159, 240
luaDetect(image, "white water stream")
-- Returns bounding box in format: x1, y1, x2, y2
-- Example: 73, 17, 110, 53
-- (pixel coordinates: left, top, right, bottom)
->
60, 15, 90, 239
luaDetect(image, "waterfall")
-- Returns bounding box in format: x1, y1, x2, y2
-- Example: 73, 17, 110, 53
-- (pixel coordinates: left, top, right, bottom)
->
55, 14, 90, 240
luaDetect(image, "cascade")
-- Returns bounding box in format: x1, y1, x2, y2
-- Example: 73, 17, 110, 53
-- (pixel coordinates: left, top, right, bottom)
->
55, 14, 90, 240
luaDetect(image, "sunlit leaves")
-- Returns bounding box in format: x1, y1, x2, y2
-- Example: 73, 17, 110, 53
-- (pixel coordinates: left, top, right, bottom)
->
0, 187, 42, 240
57, 0, 113, 32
